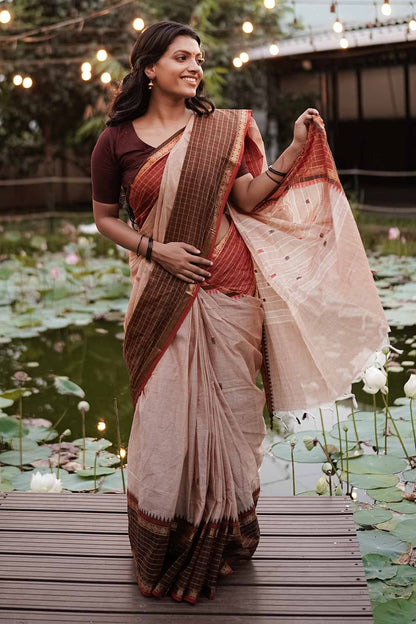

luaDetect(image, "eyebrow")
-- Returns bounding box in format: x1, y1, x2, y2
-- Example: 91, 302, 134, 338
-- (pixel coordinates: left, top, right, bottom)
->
173, 50, 203, 57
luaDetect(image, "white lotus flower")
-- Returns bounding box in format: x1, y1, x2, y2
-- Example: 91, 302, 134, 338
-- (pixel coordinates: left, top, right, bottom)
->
30, 471, 62, 493
364, 350, 387, 369
78, 222, 99, 235
362, 366, 388, 395
404, 374, 416, 400
77, 400, 90, 412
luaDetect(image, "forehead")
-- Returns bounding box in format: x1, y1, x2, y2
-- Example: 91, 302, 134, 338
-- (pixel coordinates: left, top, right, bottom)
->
166, 35, 202, 55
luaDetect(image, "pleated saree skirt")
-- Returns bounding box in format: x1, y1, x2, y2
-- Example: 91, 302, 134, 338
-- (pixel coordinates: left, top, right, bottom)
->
126, 219, 267, 604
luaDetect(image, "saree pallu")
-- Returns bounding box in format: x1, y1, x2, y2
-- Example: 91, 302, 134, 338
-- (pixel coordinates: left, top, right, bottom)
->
122, 108, 390, 602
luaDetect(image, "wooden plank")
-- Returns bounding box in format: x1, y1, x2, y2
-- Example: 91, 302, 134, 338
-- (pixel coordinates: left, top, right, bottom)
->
0, 582, 373, 614
0, 613, 374, 623
0, 532, 362, 558
0, 492, 354, 515
0, 555, 367, 585
0, 511, 355, 535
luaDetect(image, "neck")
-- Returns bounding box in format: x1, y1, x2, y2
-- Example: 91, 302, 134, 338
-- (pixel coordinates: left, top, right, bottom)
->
145, 93, 192, 126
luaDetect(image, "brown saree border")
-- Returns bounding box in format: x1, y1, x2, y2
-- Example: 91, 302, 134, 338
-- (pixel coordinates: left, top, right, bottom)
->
123, 109, 252, 407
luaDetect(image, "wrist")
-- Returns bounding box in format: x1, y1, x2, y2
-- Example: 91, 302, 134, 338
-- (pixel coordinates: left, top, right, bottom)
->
151, 240, 164, 262
289, 139, 305, 155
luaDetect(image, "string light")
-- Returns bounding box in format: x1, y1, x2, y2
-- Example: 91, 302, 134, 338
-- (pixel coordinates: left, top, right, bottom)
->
81, 62, 91, 73
269, 44, 279, 55
264, 0, 276, 8
81, 71, 92, 81
240, 51, 250, 62
12, 74, 22, 85
409, 18, 416, 30
22, 76, 33, 88
0, 8, 11, 24
339, 36, 349, 47
333, 18, 344, 32
119, 447, 126, 458
97, 420, 106, 431
381, 0, 392, 16
233, 57, 243, 67
132, 17, 144, 31
242, 21, 254, 33
100, 71, 111, 83
96, 48, 108, 61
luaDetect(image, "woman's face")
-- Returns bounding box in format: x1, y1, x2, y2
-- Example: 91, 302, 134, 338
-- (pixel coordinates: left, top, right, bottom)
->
147, 35, 204, 98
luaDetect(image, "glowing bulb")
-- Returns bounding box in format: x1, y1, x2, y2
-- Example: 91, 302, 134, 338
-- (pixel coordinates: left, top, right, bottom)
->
233, 57, 243, 68
100, 72, 111, 84
242, 21, 253, 33
22, 76, 33, 88
13, 74, 23, 86
264, 0, 275, 8
269, 44, 279, 55
132, 17, 144, 31
333, 19, 343, 33
96, 48, 108, 61
0, 9, 11, 24
409, 18, 416, 31
81, 62, 91, 73
381, 0, 391, 16
339, 37, 348, 49
82, 72, 92, 81
97, 420, 106, 431
119, 447, 126, 458
240, 52, 249, 63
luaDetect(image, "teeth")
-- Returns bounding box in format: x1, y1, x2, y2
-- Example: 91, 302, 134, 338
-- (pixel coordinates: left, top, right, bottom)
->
182, 77, 197, 84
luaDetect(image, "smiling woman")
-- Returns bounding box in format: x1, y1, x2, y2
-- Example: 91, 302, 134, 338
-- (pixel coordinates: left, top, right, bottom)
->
90, 19, 389, 606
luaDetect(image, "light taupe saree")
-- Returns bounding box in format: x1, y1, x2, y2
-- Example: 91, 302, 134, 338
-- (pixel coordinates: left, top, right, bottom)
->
122, 108, 389, 603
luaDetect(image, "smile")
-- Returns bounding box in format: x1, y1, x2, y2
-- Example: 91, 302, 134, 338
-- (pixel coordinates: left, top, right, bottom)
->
181, 77, 198, 85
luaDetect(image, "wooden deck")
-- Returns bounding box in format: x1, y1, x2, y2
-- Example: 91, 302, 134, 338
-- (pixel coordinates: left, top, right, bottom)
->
0, 493, 373, 623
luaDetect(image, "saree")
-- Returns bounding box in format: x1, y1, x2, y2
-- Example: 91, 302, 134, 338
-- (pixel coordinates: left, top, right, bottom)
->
122, 108, 389, 603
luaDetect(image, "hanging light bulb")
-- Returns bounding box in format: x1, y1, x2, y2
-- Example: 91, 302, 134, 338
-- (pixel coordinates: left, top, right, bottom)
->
269, 44, 279, 55
81, 62, 92, 73
100, 72, 111, 83
233, 57, 243, 68
264, 0, 276, 8
13, 74, 23, 86
333, 18, 343, 33
119, 447, 127, 459
409, 18, 416, 31
242, 21, 253, 33
240, 52, 249, 63
22, 76, 33, 88
0, 9, 12, 24
96, 48, 108, 61
97, 420, 106, 432
339, 37, 348, 49
132, 17, 144, 31
381, 0, 391, 16
81, 71, 92, 81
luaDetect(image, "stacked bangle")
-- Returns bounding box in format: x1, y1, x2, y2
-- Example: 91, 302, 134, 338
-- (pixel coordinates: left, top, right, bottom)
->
146, 236, 153, 262
265, 170, 282, 185
136, 233, 145, 257
268, 165, 287, 177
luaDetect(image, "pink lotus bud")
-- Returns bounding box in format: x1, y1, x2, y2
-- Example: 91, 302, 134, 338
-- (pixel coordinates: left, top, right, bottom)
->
65, 252, 79, 265
388, 227, 400, 240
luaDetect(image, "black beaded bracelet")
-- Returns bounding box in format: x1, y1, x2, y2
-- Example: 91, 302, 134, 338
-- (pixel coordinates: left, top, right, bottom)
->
268, 165, 287, 177
136, 233, 145, 257
265, 170, 282, 185
146, 236, 153, 261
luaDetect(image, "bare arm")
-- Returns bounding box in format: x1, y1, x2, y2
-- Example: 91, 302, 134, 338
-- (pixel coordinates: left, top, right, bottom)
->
93, 200, 213, 283
229, 140, 303, 214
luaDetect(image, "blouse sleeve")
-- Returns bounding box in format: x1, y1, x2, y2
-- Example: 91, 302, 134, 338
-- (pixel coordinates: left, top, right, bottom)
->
90, 127, 122, 204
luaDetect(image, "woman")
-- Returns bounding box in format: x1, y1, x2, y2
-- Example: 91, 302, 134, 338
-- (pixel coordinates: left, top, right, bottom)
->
91, 21, 389, 604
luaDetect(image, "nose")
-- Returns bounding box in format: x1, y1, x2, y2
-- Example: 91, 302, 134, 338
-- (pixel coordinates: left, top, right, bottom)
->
187, 58, 202, 72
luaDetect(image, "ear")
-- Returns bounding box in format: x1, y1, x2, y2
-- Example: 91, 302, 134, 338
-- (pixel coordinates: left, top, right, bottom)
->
144, 65, 155, 80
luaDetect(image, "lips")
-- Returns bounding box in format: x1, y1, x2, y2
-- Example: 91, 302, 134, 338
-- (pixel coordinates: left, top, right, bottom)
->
181, 77, 198, 85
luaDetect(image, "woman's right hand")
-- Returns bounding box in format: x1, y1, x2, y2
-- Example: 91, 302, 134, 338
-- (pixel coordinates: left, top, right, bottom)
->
152, 241, 213, 283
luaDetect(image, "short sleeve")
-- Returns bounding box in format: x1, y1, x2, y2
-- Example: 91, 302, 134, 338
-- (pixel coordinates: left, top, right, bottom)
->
235, 153, 250, 178
90, 128, 122, 204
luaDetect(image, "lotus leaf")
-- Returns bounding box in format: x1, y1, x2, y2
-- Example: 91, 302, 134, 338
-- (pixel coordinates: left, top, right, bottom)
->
347, 454, 407, 475
72, 438, 112, 451
390, 518, 416, 546
0, 446, 51, 466
341, 472, 398, 489
25, 426, 58, 442
0, 417, 21, 440
362, 554, 398, 580
0, 397, 14, 408
354, 508, 393, 526
387, 501, 416, 514
383, 437, 416, 458
53, 376, 85, 398
296, 490, 329, 496
403, 468, 416, 483
76, 467, 115, 477
271, 440, 327, 463
11, 468, 68, 491
59, 472, 98, 492
375, 519, 399, 531
10, 438, 39, 451
0, 466, 20, 480
357, 530, 410, 558
385, 565, 416, 587
0, 480, 14, 492
100, 468, 127, 492
366, 487, 404, 503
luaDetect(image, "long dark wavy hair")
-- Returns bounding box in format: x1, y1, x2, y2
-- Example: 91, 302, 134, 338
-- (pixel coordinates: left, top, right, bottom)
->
106, 21, 215, 126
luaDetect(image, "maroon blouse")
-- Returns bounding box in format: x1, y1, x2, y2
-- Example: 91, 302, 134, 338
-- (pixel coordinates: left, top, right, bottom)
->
90, 120, 250, 204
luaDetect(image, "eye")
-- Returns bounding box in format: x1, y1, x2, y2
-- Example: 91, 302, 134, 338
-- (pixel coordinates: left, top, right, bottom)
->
176, 55, 205, 65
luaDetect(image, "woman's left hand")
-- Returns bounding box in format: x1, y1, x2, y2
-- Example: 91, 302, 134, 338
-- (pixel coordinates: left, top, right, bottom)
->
292, 108, 320, 148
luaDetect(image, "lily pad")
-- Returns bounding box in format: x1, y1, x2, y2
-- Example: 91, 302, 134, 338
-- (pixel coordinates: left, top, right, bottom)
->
72, 438, 112, 452
0, 397, 14, 408
0, 417, 21, 440
53, 376, 85, 398
387, 501, 416, 514
25, 426, 58, 442
0, 446, 51, 466
383, 437, 416, 458
390, 518, 416, 546
366, 487, 404, 503
11, 467, 68, 491
10, 438, 39, 451
354, 508, 393, 526
362, 553, 398, 580
341, 472, 398, 489
357, 530, 410, 559
385, 565, 416, 587
346, 454, 407, 475
100, 468, 127, 492
403, 468, 416, 483
76, 466, 115, 477
0, 465, 20, 480
59, 472, 98, 492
